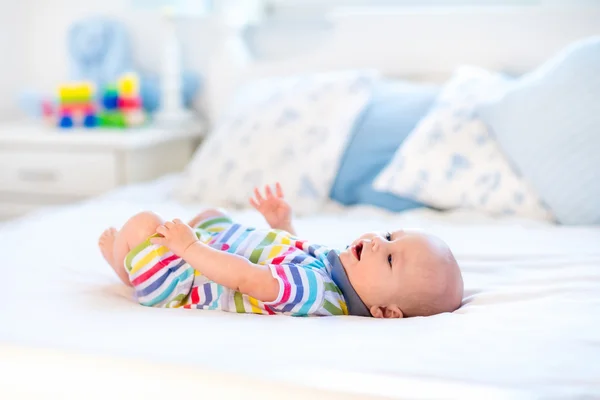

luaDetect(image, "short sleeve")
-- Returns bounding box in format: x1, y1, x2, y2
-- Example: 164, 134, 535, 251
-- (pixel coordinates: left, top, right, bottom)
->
292, 240, 335, 264
265, 263, 326, 316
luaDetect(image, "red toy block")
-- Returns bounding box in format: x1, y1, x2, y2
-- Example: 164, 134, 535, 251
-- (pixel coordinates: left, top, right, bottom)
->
60, 103, 96, 115
117, 96, 142, 110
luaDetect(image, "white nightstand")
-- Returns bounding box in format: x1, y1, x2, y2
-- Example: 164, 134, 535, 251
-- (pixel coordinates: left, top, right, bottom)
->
0, 122, 206, 220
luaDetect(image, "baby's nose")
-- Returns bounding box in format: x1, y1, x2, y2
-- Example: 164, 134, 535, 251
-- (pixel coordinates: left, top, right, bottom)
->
372, 236, 387, 249
365, 238, 379, 251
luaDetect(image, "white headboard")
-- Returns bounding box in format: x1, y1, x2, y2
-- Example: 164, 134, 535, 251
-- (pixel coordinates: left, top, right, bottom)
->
204, 6, 600, 121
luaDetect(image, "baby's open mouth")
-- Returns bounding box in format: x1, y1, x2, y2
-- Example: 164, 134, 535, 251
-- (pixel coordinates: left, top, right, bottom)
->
354, 243, 363, 261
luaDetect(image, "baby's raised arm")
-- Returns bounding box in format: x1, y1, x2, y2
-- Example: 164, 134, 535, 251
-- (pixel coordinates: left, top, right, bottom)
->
249, 183, 296, 235
150, 219, 280, 302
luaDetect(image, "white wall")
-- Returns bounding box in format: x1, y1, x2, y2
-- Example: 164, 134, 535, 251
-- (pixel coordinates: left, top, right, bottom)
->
0, 1, 27, 118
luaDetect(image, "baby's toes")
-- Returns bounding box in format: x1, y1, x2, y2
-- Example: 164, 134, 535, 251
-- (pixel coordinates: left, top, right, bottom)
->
99, 227, 116, 242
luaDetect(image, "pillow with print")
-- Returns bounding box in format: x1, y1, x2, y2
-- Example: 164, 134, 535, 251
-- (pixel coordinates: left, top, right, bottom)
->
176, 70, 378, 215
373, 66, 552, 220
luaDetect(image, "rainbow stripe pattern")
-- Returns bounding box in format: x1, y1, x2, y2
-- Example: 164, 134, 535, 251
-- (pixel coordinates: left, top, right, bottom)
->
124, 215, 348, 317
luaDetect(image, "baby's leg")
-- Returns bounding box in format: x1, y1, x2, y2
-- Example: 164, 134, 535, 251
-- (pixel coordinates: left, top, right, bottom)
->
188, 208, 229, 228
98, 211, 165, 287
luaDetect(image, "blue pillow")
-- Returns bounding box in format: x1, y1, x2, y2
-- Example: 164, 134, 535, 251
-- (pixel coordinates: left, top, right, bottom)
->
478, 36, 600, 225
330, 80, 438, 212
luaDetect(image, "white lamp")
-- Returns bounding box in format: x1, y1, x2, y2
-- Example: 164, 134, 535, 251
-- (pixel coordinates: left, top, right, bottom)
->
133, 0, 266, 125
204, 0, 266, 121
132, 0, 213, 127
155, 6, 196, 126
218, 0, 266, 65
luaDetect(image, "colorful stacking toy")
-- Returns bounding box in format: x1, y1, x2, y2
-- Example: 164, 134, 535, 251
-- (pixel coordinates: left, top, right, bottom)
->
99, 84, 125, 128
98, 72, 145, 128
57, 82, 97, 128
55, 72, 145, 129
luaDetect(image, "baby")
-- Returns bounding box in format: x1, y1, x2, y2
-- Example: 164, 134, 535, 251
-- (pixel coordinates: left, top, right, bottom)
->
98, 183, 463, 318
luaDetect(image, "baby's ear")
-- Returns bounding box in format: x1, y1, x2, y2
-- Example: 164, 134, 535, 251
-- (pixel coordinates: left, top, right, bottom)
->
370, 305, 403, 319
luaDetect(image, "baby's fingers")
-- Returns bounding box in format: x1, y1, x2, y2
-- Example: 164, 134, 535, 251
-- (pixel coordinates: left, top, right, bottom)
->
164, 220, 175, 229
275, 182, 284, 198
156, 225, 169, 236
249, 197, 260, 210
150, 235, 166, 246
253, 188, 265, 203
265, 185, 273, 199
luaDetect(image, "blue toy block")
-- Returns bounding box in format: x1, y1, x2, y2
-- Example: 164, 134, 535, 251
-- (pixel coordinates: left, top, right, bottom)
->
83, 113, 98, 128
59, 114, 74, 128
102, 89, 119, 110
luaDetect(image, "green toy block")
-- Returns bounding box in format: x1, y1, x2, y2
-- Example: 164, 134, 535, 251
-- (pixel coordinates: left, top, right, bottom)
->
103, 85, 119, 96
98, 111, 126, 128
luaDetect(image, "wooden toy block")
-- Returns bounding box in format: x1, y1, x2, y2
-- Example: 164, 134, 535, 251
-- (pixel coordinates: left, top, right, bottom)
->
125, 109, 145, 127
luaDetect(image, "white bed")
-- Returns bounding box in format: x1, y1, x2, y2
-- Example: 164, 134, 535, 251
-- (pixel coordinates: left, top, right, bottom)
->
3, 7, 600, 400
2, 175, 600, 399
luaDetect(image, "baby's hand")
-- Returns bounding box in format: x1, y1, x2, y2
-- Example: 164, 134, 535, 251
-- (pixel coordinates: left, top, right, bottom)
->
151, 219, 198, 257
249, 183, 292, 231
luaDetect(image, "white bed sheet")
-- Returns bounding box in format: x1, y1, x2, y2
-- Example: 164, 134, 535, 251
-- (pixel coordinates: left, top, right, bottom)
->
1, 176, 599, 399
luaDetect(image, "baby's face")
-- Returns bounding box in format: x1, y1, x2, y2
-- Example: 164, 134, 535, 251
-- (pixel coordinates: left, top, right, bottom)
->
338, 230, 463, 318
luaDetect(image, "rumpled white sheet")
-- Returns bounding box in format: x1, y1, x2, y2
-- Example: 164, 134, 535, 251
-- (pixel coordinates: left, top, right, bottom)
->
1, 175, 599, 398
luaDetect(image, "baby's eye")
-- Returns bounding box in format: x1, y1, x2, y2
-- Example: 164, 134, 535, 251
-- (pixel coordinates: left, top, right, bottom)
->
386, 233, 392, 266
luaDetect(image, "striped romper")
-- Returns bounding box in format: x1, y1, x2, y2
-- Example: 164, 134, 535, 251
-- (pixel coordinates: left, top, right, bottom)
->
124, 215, 348, 316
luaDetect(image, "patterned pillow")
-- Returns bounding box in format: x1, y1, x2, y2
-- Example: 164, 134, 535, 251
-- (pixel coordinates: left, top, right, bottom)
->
176, 70, 378, 215
373, 66, 553, 220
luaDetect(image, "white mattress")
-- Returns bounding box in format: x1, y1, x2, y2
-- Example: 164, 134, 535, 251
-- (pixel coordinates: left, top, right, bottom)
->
1, 175, 599, 399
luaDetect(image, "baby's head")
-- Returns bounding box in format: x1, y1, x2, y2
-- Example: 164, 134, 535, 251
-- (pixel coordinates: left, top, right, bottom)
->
338, 230, 463, 318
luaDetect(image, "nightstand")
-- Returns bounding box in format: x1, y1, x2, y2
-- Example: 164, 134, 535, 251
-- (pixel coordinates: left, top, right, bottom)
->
0, 122, 206, 220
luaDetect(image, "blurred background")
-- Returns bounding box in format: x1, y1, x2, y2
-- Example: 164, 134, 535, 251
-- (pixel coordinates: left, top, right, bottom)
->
1, 0, 597, 120
1, 0, 599, 222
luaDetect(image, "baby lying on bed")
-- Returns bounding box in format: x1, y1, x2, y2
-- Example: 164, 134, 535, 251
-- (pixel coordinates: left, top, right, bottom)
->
98, 183, 463, 318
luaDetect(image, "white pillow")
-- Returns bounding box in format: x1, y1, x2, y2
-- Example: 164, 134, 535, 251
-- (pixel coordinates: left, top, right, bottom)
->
176, 70, 377, 215
373, 66, 553, 220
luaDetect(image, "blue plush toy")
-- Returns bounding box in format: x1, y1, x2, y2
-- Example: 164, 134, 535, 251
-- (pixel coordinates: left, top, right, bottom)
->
68, 17, 132, 90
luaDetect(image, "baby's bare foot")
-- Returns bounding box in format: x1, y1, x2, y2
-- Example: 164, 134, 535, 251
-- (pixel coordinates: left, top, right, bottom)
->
99, 227, 117, 266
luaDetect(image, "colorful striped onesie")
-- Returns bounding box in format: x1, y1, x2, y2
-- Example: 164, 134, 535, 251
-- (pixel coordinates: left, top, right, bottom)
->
124, 215, 348, 316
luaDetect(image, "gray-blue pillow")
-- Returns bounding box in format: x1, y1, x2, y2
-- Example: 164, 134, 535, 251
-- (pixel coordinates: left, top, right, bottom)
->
330, 80, 438, 212
478, 36, 600, 225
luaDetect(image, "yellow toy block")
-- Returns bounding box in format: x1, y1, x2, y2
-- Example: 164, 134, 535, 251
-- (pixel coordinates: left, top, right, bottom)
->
57, 82, 95, 103
75, 82, 94, 99
117, 73, 139, 97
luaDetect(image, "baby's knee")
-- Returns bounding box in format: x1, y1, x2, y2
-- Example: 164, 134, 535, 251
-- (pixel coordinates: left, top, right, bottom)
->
189, 208, 230, 229
198, 208, 228, 220
122, 211, 164, 245
126, 211, 163, 229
